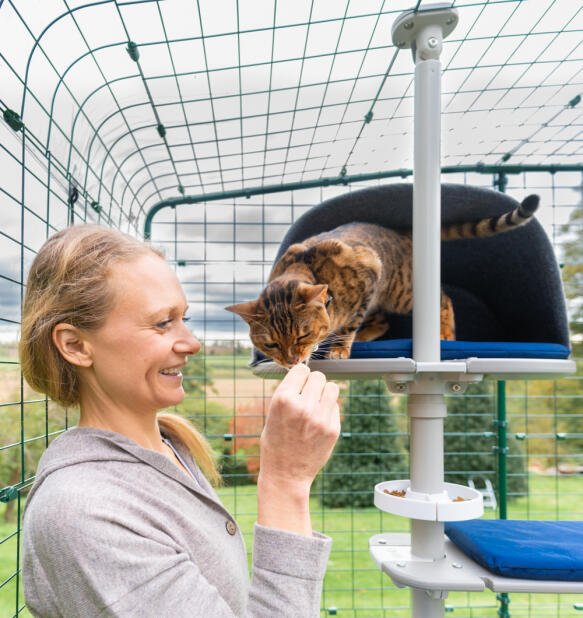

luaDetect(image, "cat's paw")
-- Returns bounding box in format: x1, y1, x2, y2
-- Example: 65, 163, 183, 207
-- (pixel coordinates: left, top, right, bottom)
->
328, 347, 351, 360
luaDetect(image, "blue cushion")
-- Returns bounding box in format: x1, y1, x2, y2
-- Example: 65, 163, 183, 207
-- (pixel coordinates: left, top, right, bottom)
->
445, 520, 583, 581
349, 339, 570, 360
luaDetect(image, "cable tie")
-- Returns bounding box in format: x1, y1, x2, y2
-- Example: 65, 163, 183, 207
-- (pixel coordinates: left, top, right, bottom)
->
0, 486, 18, 503
68, 184, 79, 206
3, 109, 24, 132
126, 41, 140, 62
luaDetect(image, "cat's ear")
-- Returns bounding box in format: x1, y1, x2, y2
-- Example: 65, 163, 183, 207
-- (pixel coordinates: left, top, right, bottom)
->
298, 283, 328, 308
225, 300, 263, 324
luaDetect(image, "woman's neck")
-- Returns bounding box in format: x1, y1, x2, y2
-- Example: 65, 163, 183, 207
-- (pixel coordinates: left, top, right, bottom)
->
78, 393, 164, 452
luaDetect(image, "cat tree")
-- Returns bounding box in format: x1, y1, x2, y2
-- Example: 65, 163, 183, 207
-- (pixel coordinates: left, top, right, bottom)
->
368, 6, 580, 617
253, 4, 580, 616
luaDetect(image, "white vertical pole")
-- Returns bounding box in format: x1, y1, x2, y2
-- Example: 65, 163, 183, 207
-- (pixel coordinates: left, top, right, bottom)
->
409, 396, 446, 618
388, 9, 457, 617
412, 54, 442, 363
410, 23, 447, 618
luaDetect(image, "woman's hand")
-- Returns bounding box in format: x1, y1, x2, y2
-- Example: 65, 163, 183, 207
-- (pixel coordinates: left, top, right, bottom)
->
257, 365, 340, 535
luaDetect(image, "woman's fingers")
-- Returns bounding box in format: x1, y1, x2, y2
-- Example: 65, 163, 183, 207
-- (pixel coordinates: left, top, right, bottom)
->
298, 370, 327, 403
320, 381, 339, 408
277, 363, 310, 396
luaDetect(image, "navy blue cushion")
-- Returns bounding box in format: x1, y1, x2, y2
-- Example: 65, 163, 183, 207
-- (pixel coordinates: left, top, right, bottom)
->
349, 339, 571, 360
445, 520, 583, 581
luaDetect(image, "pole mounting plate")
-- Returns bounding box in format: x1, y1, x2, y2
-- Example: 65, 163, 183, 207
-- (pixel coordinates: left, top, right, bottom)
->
392, 3, 458, 50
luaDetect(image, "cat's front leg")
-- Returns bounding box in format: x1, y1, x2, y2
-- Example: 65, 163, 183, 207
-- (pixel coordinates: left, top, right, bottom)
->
355, 308, 390, 342
328, 327, 359, 359
440, 291, 455, 340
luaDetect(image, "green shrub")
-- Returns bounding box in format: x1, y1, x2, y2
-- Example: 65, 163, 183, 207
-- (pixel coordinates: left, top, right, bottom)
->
319, 380, 407, 508
445, 381, 527, 500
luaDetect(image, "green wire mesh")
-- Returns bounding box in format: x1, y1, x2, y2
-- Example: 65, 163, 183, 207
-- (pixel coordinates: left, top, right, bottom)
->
1, 0, 583, 615
1, 0, 582, 231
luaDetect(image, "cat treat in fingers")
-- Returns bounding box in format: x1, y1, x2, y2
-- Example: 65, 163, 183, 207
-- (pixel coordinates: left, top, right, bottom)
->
226, 195, 539, 367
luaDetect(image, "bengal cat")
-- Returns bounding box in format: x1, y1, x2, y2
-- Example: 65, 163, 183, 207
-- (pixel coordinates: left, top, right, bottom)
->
226, 195, 539, 368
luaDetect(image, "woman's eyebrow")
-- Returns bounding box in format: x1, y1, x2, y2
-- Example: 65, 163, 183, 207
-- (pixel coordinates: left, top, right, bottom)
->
144, 304, 190, 321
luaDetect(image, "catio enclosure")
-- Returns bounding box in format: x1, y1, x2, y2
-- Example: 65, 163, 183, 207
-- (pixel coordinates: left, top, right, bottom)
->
1, 0, 583, 616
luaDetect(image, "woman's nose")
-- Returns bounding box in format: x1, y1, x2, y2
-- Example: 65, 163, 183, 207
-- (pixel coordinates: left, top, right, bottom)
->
175, 322, 201, 355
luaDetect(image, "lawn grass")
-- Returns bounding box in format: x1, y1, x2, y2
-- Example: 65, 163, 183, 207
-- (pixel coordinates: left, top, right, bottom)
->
204, 354, 254, 378
1, 476, 581, 617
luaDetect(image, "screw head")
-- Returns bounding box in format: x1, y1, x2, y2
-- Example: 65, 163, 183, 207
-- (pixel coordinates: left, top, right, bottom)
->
396, 41, 406, 48
396, 562, 407, 568
377, 539, 387, 545
446, 16, 456, 25
451, 562, 463, 569
404, 21, 414, 30
427, 37, 439, 48
451, 383, 462, 392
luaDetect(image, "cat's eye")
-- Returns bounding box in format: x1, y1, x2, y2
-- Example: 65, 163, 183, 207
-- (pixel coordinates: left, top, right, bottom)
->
264, 342, 279, 349
296, 333, 311, 342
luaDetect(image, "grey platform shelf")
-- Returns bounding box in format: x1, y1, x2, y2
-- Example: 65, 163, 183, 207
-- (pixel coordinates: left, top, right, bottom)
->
370, 533, 583, 595
251, 357, 577, 381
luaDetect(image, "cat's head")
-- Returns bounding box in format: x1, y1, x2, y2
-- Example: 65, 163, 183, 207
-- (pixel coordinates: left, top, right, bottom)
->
226, 281, 330, 367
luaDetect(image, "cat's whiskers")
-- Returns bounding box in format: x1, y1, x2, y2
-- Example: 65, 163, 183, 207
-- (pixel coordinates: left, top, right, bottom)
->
329, 332, 354, 344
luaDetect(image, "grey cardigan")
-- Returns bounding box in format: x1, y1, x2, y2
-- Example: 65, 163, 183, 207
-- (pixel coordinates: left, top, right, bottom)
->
22, 427, 332, 617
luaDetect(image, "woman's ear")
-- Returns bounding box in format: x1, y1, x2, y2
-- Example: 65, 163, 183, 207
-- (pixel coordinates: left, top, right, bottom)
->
52, 324, 93, 368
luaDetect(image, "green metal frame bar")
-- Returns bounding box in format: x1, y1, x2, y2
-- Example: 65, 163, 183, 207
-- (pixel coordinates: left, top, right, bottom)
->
144, 162, 583, 238
496, 380, 510, 617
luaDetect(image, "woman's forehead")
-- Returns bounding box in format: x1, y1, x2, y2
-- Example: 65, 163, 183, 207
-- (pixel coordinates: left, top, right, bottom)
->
109, 254, 186, 312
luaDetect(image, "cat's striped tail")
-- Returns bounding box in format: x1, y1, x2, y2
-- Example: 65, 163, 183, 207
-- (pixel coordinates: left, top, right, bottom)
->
441, 194, 539, 241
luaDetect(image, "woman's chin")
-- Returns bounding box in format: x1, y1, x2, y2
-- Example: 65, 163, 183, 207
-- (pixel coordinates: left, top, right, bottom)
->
158, 387, 186, 409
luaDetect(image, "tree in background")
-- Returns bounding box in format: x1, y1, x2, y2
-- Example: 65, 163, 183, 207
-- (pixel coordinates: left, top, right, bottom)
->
320, 379, 407, 508
561, 174, 583, 339
558, 173, 583, 457
1, 397, 65, 523
445, 381, 527, 501
181, 344, 213, 397
223, 398, 267, 486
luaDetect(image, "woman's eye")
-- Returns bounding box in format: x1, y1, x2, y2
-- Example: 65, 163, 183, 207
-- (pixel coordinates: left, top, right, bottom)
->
157, 319, 172, 329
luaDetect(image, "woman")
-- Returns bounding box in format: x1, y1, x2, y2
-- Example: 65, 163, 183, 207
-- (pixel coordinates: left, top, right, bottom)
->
20, 225, 340, 617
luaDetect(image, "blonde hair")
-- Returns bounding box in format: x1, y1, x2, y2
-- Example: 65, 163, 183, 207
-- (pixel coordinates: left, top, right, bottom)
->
20, 224, 220, 485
